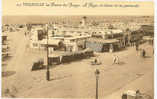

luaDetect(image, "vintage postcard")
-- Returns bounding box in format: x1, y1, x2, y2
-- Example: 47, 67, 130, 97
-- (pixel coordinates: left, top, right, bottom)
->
1, 0, 154, 99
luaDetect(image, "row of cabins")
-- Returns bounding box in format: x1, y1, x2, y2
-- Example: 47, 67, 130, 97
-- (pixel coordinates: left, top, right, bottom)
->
29, 27, 123, 50
29, 24, 154, 53
29, 24, 153, 65
29, 27, 91, 52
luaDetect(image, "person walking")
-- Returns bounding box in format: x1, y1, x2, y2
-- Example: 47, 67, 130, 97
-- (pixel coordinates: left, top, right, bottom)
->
135, 90, 142, 99
112, 54, 119, 65
109, 44, 114, 53
135, 41, 139, 51
59, 56, 63, 64
141, 49, 146, 58
94, 58, 98, 64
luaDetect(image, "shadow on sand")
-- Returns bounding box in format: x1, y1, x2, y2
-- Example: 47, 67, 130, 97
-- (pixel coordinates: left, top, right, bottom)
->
118, 61, 126, 65
144, 56, 152, 58
50, 74, 72, 81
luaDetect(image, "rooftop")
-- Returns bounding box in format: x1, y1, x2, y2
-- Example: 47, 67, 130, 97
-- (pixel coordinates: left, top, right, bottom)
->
87, 38, 119, 44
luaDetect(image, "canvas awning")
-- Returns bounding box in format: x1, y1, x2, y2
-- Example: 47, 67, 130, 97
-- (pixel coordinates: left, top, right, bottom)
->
87, 38, 119, 44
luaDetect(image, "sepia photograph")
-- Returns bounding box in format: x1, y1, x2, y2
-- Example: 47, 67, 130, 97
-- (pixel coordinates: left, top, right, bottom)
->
1, 0, 155, 99
1, 15, 154, 99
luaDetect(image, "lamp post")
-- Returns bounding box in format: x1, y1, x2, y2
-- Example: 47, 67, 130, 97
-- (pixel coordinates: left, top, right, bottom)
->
46, 24, 50, 81
95, 69, 100, 99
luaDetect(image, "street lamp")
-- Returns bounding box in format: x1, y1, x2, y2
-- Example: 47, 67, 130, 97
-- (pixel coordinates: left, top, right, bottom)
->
46, 24, 50, 81
95, 69, 100, 99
